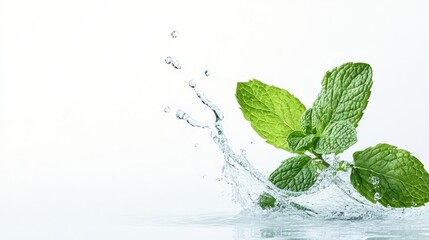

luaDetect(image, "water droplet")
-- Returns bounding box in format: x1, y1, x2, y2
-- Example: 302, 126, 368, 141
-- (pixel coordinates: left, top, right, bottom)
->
165, 56, 172, 64
171, 30, 178, 38
370, 176, 380, 185
194, 143, 199, 148
172, 59, 181, 69
176, 109, 186, 119
374, 192, 382, 201
164, 106, 171, 113
411, 201, 417, 207
250, 141, 254, 145
204, 70, 211, 77
188, 80, 197, 88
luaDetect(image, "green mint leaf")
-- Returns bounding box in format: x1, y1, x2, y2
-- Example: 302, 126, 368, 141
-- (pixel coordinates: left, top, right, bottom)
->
313, 121, 357, 154
258, 193, 276, 209
351, 144, 429, 208
269, 155, 322, 192
287, 131, 316, 153
312, 62, 373, 134
301, 108, 316, 134
236, 79, 306, 151
258, 193, 316, 213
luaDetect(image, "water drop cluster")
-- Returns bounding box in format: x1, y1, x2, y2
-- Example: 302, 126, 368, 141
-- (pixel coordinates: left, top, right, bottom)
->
164, 56, 181, 69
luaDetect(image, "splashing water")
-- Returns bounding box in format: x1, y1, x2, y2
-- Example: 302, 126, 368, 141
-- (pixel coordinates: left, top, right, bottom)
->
162, 31, 427, 220
173, 79, 428, 220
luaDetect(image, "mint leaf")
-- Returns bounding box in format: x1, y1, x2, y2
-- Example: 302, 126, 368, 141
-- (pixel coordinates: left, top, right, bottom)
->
258, 193, 276, 209
287, 131, 316, 153
269, 155, 322, 191
301, 108, 316, 134
351, 144, 429, 207
236, 79, 306, 151
312, 62, 372, 134
313, 121, 357, 154
258, 155, 325, 209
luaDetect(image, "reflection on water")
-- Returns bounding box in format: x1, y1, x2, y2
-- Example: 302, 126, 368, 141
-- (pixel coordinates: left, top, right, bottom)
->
163, 212, 429, 240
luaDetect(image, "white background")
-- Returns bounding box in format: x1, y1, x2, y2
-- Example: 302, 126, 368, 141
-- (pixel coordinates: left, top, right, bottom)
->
1, 0, 429, 238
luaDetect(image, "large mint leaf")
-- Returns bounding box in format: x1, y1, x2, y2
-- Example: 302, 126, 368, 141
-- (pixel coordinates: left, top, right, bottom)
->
236, 79, 306, 151
269, 155, 322, 191
351, 144, 429, 208
313, 121, 357, 154
312, 62, 372, 134
287, 131, 316, 153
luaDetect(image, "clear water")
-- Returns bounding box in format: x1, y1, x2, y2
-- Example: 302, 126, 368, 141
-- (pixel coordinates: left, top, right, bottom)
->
164, 31, 429, 239
136, 212, 429, 240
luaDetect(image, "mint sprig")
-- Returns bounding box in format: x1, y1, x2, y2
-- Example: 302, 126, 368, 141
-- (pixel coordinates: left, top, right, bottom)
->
235, 62, 429, 208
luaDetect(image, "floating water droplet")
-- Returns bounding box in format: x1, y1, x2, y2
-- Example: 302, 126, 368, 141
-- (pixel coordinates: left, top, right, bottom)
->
374, 192, 382, 201
188, 79, 197, 88
176, 109, 186, 119
370, 176, 380, 185
164, 106, 171, 113
171, 30, 178, 38
250, 141, 254, 145
172, 59, 181, 69
204, 70, 211, 77
194, 143, 199, 148
165, 56, 172, 64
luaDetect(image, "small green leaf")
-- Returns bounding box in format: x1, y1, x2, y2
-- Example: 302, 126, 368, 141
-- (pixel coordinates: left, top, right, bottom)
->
258, 193, 276, 209
301, 108, 316, 134
313, 121, 357, 154
351, 144, 429, 208
312, 62, 373, 134
287, 131, 316, 153
269, 155, 322, 192
236, 79, 306, 151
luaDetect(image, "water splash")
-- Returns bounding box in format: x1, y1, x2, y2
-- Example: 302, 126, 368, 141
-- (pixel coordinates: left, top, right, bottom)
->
173, 80, 425, 219
171, 30, 178, 38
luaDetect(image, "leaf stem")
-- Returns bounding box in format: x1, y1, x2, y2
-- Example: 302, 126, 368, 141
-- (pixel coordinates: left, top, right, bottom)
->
308, 150, 330, 167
